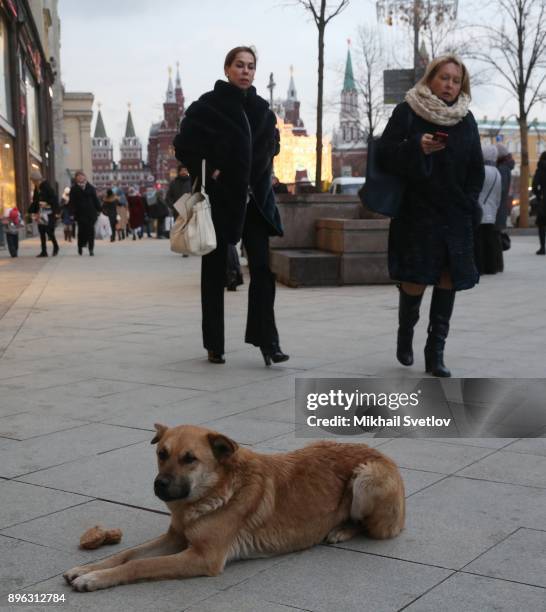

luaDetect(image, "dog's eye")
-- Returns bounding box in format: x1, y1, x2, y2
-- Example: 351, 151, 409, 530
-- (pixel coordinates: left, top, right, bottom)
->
157, 449, 169, 462
181, 452, 197, 464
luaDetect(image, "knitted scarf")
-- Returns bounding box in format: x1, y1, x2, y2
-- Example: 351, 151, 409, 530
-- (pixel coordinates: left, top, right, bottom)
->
405, 83, 470, 126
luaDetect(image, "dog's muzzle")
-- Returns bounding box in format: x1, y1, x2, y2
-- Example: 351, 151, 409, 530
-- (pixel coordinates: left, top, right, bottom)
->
154, 475, 191, 501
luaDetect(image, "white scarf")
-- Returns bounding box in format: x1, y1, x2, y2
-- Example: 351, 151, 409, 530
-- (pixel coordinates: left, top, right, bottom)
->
405, 84, 470, 126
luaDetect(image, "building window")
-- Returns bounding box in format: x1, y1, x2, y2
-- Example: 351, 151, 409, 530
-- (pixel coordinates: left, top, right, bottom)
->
0, 130, 15, 217
0, 17, 12, 124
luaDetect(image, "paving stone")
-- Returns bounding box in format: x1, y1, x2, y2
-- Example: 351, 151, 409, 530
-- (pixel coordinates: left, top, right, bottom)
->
0, 536, 81, 595
0, 481, 90, 529
0, 423, 152, 478
0, 412, 88, 440
228, 545, 450, 612
377, 438, 496, 474
336, 476, 546, 569
184, 590, 309, 612
200, 415, 295, 445
404, 571, 546, 612
18, 442, 163, 511
0, 500, 168, 563
465, 528, 546, 587
503, 437, 546, 457
458, 450, 546, 488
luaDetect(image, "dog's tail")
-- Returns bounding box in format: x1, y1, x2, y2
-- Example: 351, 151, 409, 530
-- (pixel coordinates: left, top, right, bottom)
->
349, 458, 405, 540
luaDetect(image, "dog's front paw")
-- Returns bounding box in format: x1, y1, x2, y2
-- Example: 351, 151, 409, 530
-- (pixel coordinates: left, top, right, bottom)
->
63, 566, 91, 585
71, 571, 104, 592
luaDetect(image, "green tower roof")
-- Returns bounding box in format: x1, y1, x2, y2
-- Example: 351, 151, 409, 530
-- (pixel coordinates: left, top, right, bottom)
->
343, 48, 355, 92
125, 110, 136, 138
93, 110, 107, 138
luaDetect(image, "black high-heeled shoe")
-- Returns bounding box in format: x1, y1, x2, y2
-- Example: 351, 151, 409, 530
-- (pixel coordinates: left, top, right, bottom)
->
260, 343, 289, 366
207, 351, 225, 364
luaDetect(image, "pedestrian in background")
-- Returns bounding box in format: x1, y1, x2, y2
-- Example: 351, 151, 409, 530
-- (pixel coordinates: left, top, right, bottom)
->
272, 175, 289, 194
29, 170, 60, 258
102, 188, 118, 242
174, 45, 288, 366
116, 196, 129, 241
475, 144, 502, 275
69, 171, 101, 256
166, 165, 192, 212
60, 187, 74, 242
532, 151, 546, 255
377, 54, 484, 378
495, 144, 515, 270
2, 206, 23, 257
127, 187, 145, 240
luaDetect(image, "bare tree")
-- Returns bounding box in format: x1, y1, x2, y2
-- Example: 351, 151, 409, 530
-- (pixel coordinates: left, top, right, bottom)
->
471, 0, 546, 227
355, 25, 386, 137
295, 0, 350, 190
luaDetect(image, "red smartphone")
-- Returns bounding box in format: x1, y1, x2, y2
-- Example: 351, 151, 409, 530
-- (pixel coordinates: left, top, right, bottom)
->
432, 131, 449, 144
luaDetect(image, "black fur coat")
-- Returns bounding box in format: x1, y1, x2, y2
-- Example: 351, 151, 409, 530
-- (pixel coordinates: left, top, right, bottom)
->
173, 80, 283, 244
377, 102, 485, 291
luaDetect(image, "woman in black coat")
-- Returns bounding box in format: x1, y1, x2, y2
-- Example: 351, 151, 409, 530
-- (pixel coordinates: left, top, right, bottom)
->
377, 55, 484, 377
69, 171, 102, 256
532, 152, 546, 255
174, 46, 288, 366
29, 171, 60, 257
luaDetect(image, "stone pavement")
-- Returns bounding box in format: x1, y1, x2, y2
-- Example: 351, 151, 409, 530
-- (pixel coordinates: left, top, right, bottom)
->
0, 234, 545, 611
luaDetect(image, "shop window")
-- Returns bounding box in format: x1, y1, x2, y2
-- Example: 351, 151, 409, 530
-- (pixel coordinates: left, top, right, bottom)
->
26, 71, 41, 155
0, 17, 12, 124
0, 130, 15, 217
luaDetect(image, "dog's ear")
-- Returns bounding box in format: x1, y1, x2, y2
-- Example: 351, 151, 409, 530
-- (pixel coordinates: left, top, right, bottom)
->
207, 433, 239, 462
151, 423, 168, 445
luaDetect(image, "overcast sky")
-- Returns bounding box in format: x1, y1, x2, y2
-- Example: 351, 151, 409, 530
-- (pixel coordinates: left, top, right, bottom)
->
58, 0, 534, 160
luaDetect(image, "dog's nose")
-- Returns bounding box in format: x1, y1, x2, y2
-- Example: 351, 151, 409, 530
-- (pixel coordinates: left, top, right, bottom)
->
154, 476, 170, 495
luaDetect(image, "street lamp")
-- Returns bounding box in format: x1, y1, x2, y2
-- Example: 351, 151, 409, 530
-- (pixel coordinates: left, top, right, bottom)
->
377, 0, 458, 79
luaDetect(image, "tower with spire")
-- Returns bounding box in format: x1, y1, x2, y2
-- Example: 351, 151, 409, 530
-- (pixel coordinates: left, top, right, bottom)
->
91, 105, 115, 191
332, 41, 367, 177
118, 103, 146, 189
148, 65, 186, 184
282, 66, 306, 136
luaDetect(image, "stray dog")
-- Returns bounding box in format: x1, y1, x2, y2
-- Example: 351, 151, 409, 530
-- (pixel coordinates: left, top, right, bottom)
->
64, 424, 405, 591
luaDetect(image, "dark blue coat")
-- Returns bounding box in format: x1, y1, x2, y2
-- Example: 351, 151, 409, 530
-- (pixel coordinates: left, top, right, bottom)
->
377, 102, 485, 291
173, 80, 282, 244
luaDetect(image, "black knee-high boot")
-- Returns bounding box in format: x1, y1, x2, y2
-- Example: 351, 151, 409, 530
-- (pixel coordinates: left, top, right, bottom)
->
424, 287, 456, 377
397, 286, 424, 366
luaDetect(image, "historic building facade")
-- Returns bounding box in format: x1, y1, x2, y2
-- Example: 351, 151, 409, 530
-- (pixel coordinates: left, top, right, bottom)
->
147, 65, 185, 186
0, 0, 55, 218
331, 46, 367, 178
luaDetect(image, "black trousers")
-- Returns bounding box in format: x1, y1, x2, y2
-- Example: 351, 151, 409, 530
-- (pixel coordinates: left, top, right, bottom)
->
78, 220, 95, 252
538, 225, 545, 250
201, 201, 278, 353
38, 224, 58, 253
6, 233, 18, 257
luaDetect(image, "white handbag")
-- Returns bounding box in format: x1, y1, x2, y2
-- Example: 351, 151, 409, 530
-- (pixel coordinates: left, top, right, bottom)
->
170, 159, 217, 256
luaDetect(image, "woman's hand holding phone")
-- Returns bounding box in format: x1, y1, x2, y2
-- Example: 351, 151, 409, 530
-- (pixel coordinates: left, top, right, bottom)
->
421, 133, 447, 155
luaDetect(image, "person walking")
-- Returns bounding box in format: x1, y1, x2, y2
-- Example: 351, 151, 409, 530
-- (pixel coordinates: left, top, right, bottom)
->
2, 206, 23, 257
166, 165, 192, 210
377, 54, 484, 378
69, 171, 101, 256
475, 144, 502, 274
102, 189, 119, 242
29, 170, 60, 257
116, 196, 129, 241
127, 187, 145, 240
60, 187, 74, 242
532, 151, 546, 255
174, 46, 288, 366
495, 144, 515, 270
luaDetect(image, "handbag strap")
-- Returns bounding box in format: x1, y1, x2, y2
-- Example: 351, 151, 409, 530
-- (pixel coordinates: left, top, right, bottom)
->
201, 159, 206, 193
483, 170, 498, 207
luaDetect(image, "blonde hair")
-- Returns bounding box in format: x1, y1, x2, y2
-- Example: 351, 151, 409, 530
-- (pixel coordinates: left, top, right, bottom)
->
419, 54, 471, 98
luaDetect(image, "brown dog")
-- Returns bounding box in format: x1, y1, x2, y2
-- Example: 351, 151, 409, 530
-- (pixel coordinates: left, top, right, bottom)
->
64, 424, 405, 592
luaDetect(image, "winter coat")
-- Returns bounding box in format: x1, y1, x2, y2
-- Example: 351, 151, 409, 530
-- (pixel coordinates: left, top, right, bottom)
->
377, 101, 485, 291
496, 155, 515, 228
128, 194, 145, 228
478, 165, 502, 225
69, 182, 102, 225
102, 195, 118, 222
173, 79, 283, 244
165, 175, 192, 207
29, 181, 59, 229
532, 159, 546, 226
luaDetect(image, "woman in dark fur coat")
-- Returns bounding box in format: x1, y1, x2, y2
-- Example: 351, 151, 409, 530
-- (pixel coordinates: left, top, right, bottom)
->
377, 55, 485, 377
173, 46, 288, 366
